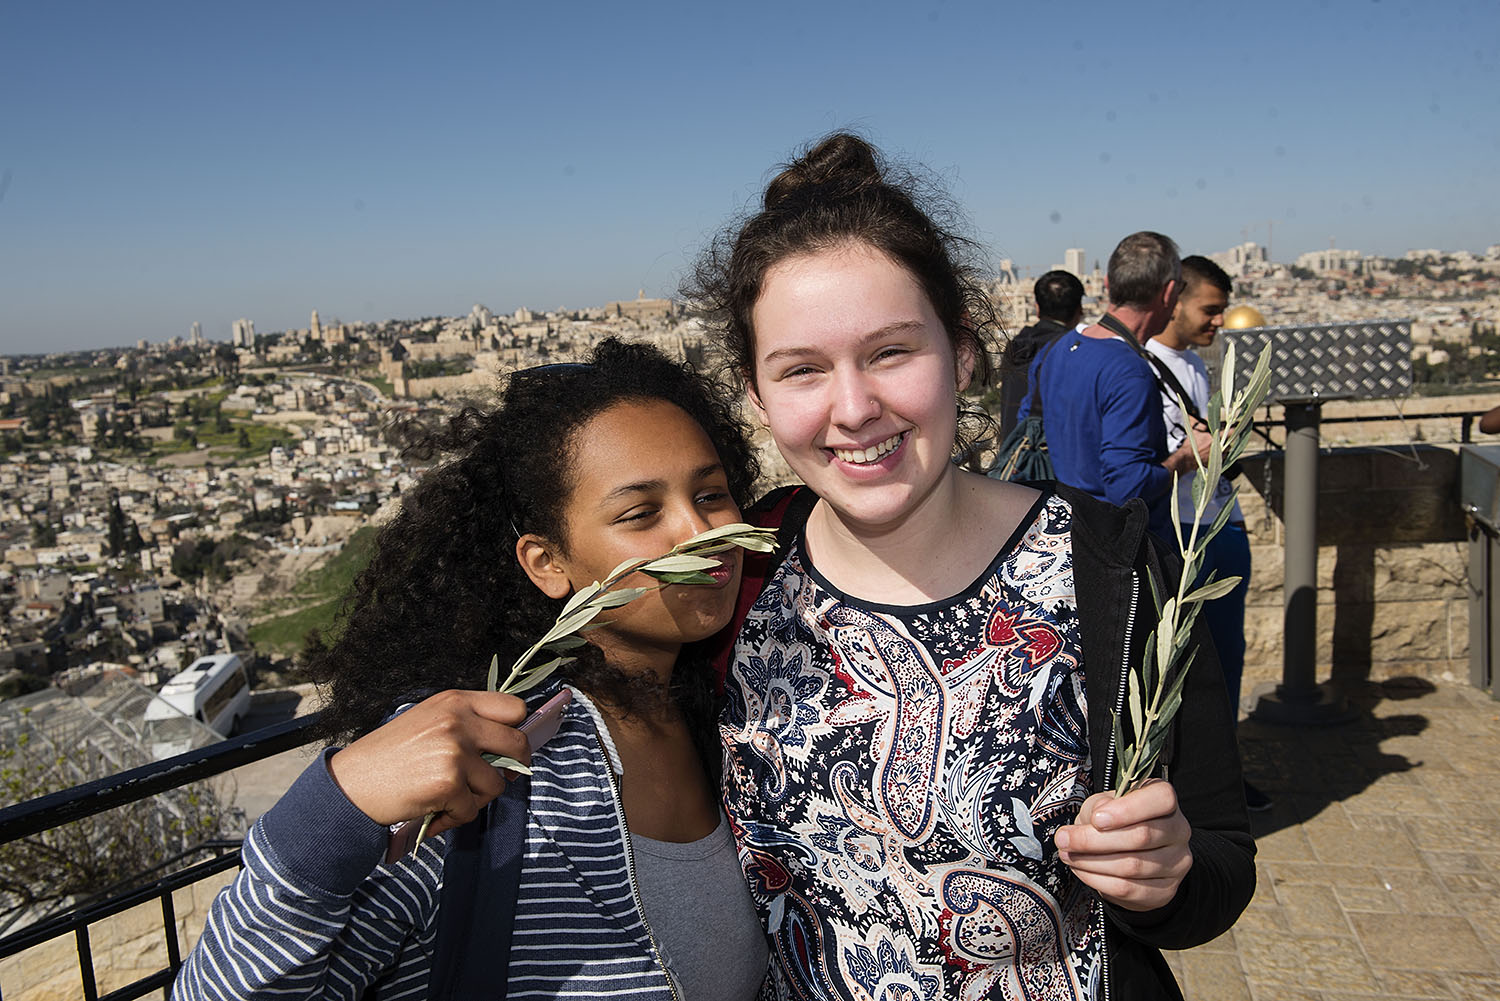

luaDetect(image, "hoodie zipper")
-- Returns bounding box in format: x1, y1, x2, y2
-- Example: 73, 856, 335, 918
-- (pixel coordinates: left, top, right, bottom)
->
594, 728, 683, 1001
1098, 568, 1139, 1001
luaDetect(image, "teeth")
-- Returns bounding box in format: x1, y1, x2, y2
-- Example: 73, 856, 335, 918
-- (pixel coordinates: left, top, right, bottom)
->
832, 433, 903, 465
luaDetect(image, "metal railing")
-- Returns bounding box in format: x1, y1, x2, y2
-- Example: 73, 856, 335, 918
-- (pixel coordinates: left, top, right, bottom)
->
0, 713, 322, 1001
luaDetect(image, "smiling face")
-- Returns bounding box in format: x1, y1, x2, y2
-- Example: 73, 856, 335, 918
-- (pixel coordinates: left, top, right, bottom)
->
746, 242, 973, 533
520, 398, 743, 669
1165, 278, 1229, 349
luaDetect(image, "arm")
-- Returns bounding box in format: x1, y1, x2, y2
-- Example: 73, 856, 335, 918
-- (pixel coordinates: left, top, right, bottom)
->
1480, 403, 1500, 435
173, 691, 530, 1000
1059, 537, 1255, 949
1096, 361, 1177, 508
173, 753, 439, 1000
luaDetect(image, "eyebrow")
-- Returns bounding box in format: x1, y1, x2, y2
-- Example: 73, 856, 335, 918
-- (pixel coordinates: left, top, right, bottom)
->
759, 320, 928, 365
598, 462, 726, 505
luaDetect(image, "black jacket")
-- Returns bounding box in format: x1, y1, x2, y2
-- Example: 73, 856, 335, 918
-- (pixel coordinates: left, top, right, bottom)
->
998, 317, 1072, 438
737, 482, 1256, 1001
1054, 480, 1255, 1001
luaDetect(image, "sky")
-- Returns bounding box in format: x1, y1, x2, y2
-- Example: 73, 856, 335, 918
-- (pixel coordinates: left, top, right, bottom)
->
2, 0, 1497, 353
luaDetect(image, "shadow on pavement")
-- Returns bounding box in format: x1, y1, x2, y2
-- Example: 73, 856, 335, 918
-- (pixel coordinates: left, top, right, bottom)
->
1237, 676, 1431, 839
240, 687, 313, 733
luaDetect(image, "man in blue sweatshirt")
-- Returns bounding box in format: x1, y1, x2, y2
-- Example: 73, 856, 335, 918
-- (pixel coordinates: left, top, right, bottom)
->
1021, 231, 1211, 537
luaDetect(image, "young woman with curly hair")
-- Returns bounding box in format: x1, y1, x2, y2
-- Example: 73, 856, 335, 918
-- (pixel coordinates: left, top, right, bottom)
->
690, 134, 1255, 1001
174, 338, 771, 1001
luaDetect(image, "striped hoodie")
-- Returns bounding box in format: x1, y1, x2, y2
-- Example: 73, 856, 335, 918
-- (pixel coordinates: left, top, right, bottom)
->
173, 688, 765, 1000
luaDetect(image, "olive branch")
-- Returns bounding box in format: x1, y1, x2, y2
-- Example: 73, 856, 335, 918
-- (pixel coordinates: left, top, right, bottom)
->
412, 521, 780, 844
1114, 342, 1273, 795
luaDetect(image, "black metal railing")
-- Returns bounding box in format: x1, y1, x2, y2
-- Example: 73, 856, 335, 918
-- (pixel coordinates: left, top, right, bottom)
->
0, 713, 322, 1001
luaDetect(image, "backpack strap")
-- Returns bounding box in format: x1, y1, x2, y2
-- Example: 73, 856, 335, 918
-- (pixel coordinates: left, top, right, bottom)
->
1143, 353, 1205, 422
427, 775, 530, 1000
1024, 332, 1066, 419
709, 485, 818, 691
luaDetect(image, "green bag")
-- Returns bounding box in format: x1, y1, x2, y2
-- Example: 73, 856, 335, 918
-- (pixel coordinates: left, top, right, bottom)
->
989, 414, 1052, 482
988, 336, 1058, 482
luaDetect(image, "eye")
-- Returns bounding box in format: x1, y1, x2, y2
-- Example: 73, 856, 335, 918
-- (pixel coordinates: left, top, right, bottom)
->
616, 506, 658, 524
696, 487, 732, 506
874, 345, 909, 361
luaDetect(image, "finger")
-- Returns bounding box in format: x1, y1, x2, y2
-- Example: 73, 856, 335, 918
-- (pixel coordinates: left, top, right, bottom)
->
461, 754, 507, 804
1093, 779, 1179, 830
1056, 846, 1192, 882
465, 717, 531, 768
1055, 816, 1185, 856
1068, 869, 1183, 912
462, 690, 529, 726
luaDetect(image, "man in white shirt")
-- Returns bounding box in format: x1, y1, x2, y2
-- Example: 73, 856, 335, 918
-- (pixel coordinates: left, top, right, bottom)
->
1144, 255, 1270, 812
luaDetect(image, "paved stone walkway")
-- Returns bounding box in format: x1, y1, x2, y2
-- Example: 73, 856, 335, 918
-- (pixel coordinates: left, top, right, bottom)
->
1164, 678, 1500, 1000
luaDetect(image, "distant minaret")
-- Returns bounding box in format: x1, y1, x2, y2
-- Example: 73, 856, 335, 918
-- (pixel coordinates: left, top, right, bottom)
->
190, 321, 203, 345
311, 309, 323, 341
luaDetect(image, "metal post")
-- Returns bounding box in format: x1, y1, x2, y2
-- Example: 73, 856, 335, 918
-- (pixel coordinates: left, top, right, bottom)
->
1251, 401, 1354, 724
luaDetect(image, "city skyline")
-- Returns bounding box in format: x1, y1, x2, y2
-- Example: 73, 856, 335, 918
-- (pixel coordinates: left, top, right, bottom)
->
2, 0, 1496, 352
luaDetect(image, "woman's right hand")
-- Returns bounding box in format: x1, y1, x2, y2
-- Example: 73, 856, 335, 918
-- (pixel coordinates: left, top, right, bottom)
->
326, 689, 530, 836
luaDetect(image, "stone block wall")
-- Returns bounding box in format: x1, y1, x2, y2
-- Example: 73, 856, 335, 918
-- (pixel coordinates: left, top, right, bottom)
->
0, 868, 235, 1000
1234, 444, 1470, 694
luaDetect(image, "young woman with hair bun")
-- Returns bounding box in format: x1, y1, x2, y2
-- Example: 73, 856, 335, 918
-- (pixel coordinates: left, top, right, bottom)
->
694, 134, 1254, 1001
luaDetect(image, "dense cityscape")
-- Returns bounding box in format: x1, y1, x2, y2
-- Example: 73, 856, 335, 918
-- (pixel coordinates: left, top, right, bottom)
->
1, 240, 1497, 706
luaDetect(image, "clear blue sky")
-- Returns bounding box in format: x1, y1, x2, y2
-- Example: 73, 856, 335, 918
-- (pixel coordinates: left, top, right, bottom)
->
2, 0, 1496, 352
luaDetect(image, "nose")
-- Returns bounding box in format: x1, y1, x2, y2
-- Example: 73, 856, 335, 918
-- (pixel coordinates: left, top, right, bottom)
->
830, 368, 881, 430
670, 498, 716, 542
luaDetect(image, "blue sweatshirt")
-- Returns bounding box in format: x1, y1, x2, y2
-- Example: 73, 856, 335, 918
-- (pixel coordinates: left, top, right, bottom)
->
1020, 329, 1173, 536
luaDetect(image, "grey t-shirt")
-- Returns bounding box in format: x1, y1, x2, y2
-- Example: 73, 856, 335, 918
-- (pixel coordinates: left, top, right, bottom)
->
631, 812, 767, 1000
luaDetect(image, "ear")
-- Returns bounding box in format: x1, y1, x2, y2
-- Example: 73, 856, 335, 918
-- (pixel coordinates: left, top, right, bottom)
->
516, 534, 573, 600
744, 372, 770, 428
954, 338, 977, 393
1162, 278, 1180, 311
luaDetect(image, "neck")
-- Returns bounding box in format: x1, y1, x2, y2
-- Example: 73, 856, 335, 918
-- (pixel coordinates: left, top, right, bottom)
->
1087, 305, 1154, 343
588, 633, 681, 693
1152, 328, 1194, 352
806, 464, 982, 602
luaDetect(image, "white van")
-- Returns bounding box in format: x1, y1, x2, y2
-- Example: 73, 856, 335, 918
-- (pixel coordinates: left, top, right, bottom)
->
141, 653, 252, 758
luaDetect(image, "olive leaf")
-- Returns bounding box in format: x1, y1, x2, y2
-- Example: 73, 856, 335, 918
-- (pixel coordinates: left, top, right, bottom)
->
413, 521, 780, 847
1113, 342, 1273, 795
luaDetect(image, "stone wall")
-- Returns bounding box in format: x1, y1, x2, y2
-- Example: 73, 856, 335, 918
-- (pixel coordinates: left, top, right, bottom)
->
1234, 444, 1470, 695
0, 868, 234, 1000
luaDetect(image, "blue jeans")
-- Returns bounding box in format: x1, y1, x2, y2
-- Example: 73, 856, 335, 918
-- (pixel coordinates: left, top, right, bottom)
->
1186, 521, 1251, 717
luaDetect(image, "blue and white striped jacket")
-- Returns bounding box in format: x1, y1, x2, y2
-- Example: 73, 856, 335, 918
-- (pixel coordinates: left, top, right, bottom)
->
173, 688, 755, 1000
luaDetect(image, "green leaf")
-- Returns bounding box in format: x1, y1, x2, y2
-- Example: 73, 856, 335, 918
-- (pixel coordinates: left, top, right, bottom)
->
1141, 627, 1158, 692
481, 753, 534, 775
542, 634, 590, 651
1147, 567, 1164, 616
675, 522, 762, 546
559, 580, 604, 618
1184, 574, 1242, 604
1196, 492, 1239, 549
642, 570, 717, 585
1221, 342, 1237, 412
511, 654, 575, 692
592, 585, 653, 609
486, 653, 500, 692
641, 553, 721, 573
1127, 667, 1144, 743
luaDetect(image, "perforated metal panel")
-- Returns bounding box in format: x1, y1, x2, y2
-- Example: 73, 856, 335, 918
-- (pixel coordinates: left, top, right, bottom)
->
1206, 319, 1414, 404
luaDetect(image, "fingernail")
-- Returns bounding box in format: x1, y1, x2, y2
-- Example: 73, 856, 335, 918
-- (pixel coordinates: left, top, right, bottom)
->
1094, 810, 1113, 829
1055, 829, 1071, 851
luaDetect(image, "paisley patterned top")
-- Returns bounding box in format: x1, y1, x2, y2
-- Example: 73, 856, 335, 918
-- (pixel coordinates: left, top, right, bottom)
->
721, 492, 1102, 1001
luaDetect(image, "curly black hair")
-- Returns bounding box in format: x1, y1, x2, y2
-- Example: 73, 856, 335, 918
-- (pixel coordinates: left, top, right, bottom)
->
304, 338, 760, 776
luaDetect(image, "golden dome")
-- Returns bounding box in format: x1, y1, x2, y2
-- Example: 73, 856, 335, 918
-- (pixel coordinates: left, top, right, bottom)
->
1222, 305, 1268, 329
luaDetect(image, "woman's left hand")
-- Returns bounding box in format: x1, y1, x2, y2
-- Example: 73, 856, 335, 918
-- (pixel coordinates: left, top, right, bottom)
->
1053, 778, 1193, 912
